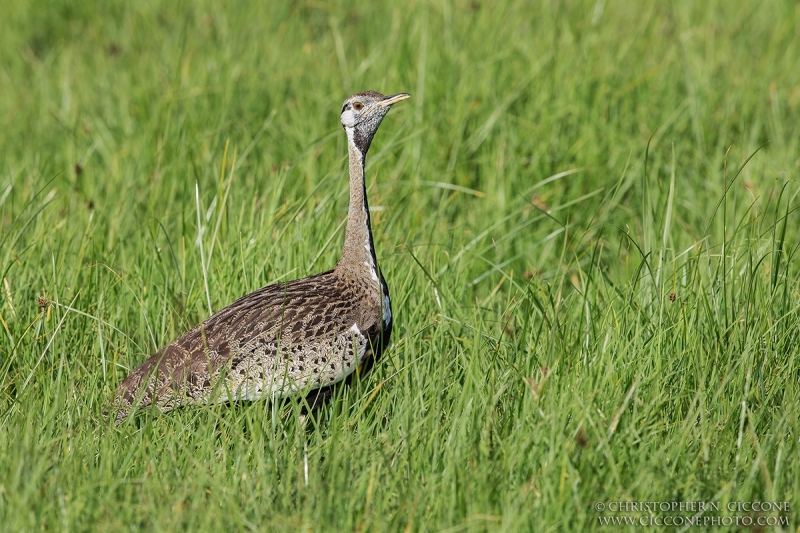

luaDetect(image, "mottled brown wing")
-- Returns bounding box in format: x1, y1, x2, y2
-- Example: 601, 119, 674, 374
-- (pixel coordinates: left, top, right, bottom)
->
111, 269, 366, 421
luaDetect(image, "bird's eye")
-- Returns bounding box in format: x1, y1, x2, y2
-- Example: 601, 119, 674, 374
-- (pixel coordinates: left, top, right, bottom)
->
353, 102, 364, 111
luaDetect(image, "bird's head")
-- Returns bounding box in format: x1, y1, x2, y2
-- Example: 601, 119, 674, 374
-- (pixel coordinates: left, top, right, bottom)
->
340, 91, 410, 155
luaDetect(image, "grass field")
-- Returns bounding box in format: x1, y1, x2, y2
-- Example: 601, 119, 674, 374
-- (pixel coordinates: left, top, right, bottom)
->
1, 0, 799, 530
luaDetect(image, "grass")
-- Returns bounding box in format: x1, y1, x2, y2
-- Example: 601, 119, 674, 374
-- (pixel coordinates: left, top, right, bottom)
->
1, 0, 799, 530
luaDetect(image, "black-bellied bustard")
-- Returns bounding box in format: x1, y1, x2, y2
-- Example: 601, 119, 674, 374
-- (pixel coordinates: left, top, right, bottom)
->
112, 91, 410, 422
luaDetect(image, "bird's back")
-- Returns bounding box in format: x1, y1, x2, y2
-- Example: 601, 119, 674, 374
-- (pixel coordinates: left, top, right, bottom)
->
112, 268, 390, 422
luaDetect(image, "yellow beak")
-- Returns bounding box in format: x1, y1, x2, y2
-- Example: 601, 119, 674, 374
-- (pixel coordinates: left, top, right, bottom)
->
378, 93, 412, 107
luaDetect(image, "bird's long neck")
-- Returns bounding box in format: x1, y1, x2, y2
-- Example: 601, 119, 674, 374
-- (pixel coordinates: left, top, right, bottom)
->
338, 133, 379, 280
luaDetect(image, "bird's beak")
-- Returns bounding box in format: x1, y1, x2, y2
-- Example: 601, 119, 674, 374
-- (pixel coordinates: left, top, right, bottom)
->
379, 93, 411, 108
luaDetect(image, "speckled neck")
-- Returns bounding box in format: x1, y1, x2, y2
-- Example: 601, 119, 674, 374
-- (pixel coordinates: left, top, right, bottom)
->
337, 131, 379, 282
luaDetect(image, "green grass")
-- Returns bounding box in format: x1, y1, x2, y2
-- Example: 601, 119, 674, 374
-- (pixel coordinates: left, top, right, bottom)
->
1, 0, 799, 530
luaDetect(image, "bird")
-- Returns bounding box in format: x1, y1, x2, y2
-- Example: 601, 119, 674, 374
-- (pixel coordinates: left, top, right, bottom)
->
111, 90, 410, 422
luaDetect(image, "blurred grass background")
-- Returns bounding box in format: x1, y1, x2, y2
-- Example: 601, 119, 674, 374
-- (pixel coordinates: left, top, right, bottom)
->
1, 0, 799, 530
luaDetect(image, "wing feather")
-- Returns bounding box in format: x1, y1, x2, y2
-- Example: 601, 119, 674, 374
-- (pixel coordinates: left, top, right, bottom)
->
111, 268, 389, 422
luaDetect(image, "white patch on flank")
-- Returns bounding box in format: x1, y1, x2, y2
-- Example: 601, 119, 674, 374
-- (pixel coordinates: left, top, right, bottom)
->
382, 293, 392, 325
